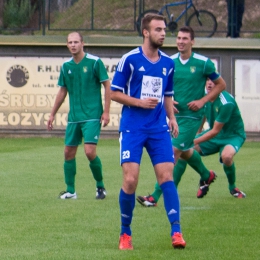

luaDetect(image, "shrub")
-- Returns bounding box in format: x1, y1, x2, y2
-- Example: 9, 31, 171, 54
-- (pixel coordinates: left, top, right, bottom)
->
3, 0, 36, 30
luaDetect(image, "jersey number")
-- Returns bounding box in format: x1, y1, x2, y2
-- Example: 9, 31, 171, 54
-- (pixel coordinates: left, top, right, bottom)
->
122, 150, 130, 159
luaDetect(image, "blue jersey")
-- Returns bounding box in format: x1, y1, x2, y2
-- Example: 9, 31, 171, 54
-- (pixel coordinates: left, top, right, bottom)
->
111, 47, 174, 132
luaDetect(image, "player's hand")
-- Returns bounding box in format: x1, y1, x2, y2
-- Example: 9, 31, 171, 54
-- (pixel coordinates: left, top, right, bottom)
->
187, 100, 204, 111
100, 112, 110, 127
173, 100, 179, 113
141, 98, 159, 109
168, 117, 179, 138
47, 116, 54, 130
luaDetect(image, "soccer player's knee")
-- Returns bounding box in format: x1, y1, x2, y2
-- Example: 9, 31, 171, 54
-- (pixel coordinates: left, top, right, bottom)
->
221, 153, 233, 166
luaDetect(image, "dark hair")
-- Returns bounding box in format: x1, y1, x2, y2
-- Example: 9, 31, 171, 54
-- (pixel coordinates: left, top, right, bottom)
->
67, 31, 83, 42
178, 26, 195, 40
141, 13, 166, 36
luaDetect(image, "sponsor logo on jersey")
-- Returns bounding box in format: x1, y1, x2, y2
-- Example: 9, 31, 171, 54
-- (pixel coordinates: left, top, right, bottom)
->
139, 66, 145, 71
151, 78, 161, 93
68, 70, 72, 74
190, 66, 196, 73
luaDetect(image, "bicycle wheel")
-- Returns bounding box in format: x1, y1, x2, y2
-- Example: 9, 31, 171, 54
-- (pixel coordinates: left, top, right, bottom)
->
136, 9, 159, 36
187, 10, 217, 37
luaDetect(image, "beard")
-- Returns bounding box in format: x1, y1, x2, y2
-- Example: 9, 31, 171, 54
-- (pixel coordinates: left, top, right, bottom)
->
149, 36, 164, 49
151, 41, 163, 49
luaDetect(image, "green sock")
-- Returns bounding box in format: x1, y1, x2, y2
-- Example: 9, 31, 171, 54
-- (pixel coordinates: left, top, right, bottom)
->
151, 159, 188, 202
89, 156, 104, 188
173, 159, 188, 187
151, 182, 162, 203
64, 158, 76, 194
223, 163, 236, 191
186, 150, 210, 181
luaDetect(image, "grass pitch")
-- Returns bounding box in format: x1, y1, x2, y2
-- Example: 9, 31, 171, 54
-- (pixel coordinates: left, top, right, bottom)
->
0, 137, 259, 260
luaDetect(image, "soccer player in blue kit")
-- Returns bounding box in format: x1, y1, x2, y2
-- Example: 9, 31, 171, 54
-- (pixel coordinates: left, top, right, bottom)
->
111, 13, 186, 250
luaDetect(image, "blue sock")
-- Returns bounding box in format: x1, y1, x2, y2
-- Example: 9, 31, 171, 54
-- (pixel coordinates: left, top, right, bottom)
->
160, 181, 181, 236
119, 189, 135, 236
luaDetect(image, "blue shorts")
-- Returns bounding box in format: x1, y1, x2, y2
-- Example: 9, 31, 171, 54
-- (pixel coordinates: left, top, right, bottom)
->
119, 130, 174, 166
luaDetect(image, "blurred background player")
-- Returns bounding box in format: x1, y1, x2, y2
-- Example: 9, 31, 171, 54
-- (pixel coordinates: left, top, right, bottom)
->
47, 32, 111, 200
193, 79, 246, 198
137, 26, 226, 207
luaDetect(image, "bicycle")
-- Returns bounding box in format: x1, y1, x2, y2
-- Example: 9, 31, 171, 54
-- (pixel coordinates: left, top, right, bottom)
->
136, 0, 217, 37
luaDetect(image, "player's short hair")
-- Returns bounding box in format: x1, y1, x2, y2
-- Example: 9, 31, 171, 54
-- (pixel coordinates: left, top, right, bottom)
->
67, 31, 83, 42
141, 13, 166, 36
178, 26, 195, 40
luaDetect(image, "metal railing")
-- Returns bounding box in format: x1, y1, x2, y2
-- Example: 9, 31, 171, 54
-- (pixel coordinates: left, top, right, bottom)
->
0, 0, 259, 38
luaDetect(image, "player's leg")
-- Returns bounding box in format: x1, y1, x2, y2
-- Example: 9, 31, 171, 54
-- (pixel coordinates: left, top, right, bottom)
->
149, 131, 186, 249
182, 148, 213, 181
143, 156, 187, 205
82, 121, 106, 199
59, 123, 80, 199
220, 137, 246, 198
173, 118, 208, 183
118, 131, 144, 250
173, 159, 188, 187
63, 146, 78, 194
192, 135, 220, 198
136, 146, 179, 207
172, 120, 216, 198
136, 118, 196, 206
136, 145, 179, 206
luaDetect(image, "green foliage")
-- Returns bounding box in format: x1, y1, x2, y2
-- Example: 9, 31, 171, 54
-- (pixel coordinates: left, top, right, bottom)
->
3, 0, 36, 29
0, 138, 260, 259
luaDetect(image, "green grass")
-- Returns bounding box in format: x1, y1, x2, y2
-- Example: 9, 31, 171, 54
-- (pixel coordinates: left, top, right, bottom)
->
0, 138, 260, 259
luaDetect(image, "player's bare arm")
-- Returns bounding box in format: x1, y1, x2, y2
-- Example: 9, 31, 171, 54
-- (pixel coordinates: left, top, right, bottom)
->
111, 90, 158, 109
47, 87, 67, 130
188, 76, 226, 111
194, 121, 224, 145
101, 80, 111, 127
165, 96, 179, 138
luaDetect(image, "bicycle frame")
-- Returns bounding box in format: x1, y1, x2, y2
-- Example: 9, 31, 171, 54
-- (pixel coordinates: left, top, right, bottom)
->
158, 0, 196, 23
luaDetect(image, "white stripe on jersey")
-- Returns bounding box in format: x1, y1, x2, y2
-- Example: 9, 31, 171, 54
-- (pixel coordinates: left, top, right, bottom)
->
64, 57, 73, 63
86, 53, 99, 61
127, 63, 135, 96
165, 90, 174, 95
170, 53, 179, 59
117, 48, 140, 72
160, 50, 170, 58
193, 53, 208, 62
219, 93, 228, 105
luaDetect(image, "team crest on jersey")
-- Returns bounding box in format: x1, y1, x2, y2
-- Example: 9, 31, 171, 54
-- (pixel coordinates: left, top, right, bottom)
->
190, 66, 196, 73
215, 107, 219, 112
83, 66, 87, 73
162, 68, 166, 76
